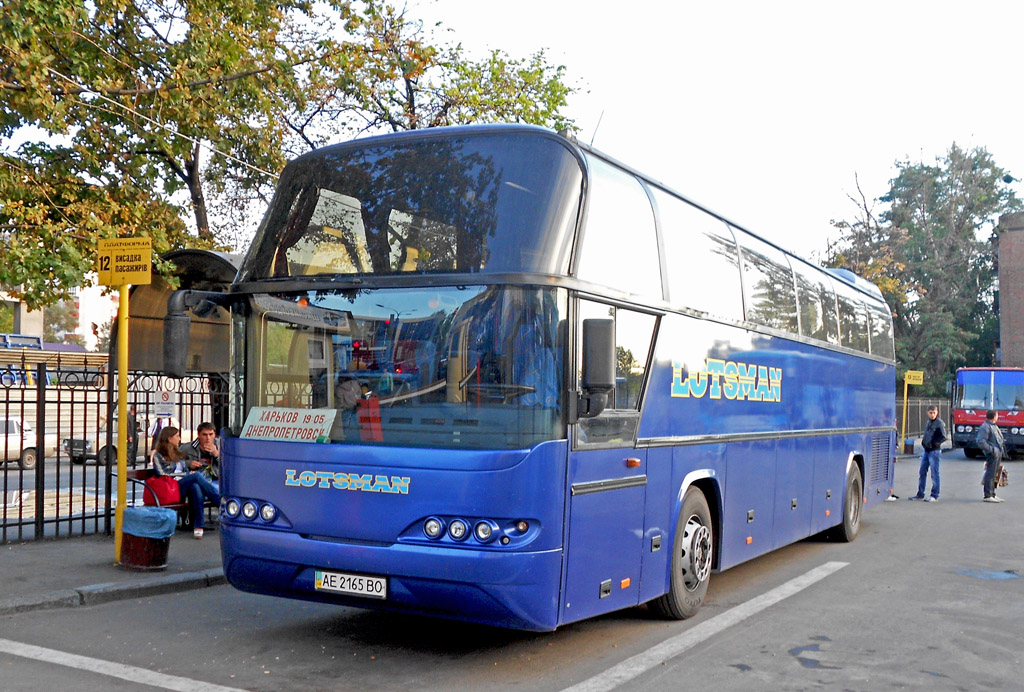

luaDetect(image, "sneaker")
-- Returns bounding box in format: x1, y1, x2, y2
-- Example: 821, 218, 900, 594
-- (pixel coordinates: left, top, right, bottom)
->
993, 496, 1005, 503
925, 497, 937, 502
983, 497, 1000, 503
908, 495, 925, 501
194, 528, 204, 539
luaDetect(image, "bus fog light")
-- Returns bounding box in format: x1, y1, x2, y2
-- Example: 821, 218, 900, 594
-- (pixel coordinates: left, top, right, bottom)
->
259, 503, 276, 522
242, 501, 258, 520
424, 517, 443, 539
225, 499, 240, 517
501, 536, 510, 545
448, 519, 467, 540
474, 521, 496, 542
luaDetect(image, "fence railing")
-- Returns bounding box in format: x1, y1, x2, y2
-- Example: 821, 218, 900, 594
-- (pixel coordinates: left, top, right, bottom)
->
896, 398, 950, 441
2, 350, 226, 543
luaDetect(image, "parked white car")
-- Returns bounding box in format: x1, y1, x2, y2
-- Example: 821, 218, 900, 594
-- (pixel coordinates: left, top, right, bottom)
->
2, 416, 58, 470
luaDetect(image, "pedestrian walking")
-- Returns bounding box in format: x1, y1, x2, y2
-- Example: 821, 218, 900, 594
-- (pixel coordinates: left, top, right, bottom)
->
909, 406, 946, 502
976, 410, 1007, 503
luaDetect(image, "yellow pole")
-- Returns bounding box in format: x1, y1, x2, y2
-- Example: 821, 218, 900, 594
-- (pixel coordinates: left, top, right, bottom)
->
900, 378, 909, 454
114, 284, 129, 564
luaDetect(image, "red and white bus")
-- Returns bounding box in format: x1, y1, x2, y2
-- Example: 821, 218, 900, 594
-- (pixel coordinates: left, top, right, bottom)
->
951, 367, 1024, 458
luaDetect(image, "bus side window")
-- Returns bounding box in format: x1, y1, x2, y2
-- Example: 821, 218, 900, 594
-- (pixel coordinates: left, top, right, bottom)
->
575, 300, 657, 446
835, 283, 870, 353
653, 189, 743, 322
734, 229, 799, 332
576, 157, 663, 300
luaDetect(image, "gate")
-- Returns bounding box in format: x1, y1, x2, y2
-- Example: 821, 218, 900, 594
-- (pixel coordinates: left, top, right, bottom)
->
1, 349, 227, 543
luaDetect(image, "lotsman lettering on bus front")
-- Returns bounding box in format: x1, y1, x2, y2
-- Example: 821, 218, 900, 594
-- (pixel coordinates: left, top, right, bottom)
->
285, 469, 411, 494
671, 358, 782, 402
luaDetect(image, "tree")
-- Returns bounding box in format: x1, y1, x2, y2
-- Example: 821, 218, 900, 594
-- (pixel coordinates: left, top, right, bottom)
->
829, 145, 1021, 395
43, 298, 86, 346
2, 0, 351, 308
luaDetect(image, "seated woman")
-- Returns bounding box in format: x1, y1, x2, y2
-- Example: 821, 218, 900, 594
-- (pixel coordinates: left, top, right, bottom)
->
151, 426, 221, 539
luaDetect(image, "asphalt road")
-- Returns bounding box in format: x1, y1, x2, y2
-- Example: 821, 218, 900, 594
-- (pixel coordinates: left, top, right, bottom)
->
1, 452, 1021, 692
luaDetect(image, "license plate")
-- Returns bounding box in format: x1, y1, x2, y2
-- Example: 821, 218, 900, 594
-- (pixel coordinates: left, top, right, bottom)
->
314, 570, 387, 599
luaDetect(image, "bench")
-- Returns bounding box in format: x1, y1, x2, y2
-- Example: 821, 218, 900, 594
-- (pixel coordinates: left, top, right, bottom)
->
120, 468, 217, 531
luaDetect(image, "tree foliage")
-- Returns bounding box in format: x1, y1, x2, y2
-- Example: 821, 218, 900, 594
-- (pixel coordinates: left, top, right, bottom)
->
828, 144, 1021, 394
43, 297, 86, 346
1, 0, 575, 309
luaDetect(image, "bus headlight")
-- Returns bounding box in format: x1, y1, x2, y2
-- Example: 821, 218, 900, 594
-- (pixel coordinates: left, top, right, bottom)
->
242, 501, 258, 520
423, 517, 444, 539
225, 499, 240, 517
259, 503, 277, 522
1012, 427, 1020, 435
956, 425, 964, 433
965, 425, 974, 433
474, 520, 497, 543
448, 519, 468, 541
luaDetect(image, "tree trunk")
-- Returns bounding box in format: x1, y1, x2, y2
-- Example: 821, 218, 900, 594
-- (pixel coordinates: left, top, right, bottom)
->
186, 141, 213, 243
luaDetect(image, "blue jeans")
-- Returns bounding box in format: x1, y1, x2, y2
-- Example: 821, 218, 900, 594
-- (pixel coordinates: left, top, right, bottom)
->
177, 473, 220, 529
917, 449, 940, 499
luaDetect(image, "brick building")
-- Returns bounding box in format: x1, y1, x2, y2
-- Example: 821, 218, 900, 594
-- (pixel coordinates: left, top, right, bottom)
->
997, 212, 1024, 367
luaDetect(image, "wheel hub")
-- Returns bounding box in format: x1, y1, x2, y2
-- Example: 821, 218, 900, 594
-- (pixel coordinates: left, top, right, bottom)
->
681, 515, 712, 590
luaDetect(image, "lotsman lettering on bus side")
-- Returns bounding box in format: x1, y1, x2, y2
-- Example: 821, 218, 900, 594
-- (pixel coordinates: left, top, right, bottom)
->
671, 358, 782, 402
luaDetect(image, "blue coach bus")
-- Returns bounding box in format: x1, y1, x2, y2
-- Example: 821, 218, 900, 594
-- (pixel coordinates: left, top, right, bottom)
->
166, 125, 895, 631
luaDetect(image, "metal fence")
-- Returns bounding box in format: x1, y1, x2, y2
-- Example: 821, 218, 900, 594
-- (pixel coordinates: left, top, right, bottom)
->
896, 397, 950, 441
1, 350, 226, 543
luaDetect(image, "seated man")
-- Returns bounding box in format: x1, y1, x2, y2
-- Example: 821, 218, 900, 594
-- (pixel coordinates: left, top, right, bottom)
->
179, 422, 220, 483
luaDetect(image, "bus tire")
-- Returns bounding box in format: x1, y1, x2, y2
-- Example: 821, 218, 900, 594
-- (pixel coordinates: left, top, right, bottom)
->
830, 464, 862, 543
651, 487, 713, 620
19, 448, 38, 470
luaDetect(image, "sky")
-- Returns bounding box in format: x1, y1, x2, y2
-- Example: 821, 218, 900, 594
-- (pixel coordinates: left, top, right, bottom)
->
409, 0, 1024, 262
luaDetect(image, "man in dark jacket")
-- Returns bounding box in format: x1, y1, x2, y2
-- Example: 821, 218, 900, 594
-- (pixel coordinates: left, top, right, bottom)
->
977, 410, 1006, 502
910, 406, 947, 502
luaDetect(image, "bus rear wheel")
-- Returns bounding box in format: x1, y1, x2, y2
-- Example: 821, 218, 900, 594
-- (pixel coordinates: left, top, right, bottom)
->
829, 464, 862, 543
651, 487, 713, 620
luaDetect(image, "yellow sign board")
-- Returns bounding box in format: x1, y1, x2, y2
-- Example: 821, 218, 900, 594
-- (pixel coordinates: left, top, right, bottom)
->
904, 370, 924, 385
97, 237, 152, 286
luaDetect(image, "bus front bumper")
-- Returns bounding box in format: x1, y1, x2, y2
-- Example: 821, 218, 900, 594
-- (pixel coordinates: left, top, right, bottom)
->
220, 523, 565, 631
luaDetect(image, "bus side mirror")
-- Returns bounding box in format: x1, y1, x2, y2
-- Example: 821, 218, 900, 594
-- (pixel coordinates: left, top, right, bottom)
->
579, 318, 615, 419
164, 291, 192, 379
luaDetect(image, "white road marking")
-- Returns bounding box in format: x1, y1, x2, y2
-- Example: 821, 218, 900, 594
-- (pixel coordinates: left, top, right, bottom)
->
0, 637, 248, 692
561, 561, 849, 692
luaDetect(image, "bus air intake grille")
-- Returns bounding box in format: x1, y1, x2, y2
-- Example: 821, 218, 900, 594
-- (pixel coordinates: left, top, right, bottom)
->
870, 435, 890, 483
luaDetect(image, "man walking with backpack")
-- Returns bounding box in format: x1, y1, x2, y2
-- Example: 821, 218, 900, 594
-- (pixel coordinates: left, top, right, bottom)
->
910, 406, 946, 502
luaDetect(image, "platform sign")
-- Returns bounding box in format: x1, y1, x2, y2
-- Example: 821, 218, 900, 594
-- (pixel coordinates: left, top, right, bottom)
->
97, 237, 152, 286
904, 370, 924, 385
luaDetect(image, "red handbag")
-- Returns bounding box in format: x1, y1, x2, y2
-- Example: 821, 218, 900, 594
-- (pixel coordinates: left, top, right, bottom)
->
143, 475, 181, 506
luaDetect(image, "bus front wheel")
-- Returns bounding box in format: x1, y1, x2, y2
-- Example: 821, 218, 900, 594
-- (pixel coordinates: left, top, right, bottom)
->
651, 487, 713, 620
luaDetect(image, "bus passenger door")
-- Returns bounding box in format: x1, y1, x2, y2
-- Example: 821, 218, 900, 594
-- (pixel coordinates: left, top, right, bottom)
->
562, 444, 647, 624
561, 302, 657, 625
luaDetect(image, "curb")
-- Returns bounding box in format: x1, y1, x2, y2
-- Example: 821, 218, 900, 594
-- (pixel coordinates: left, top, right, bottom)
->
0, 568, 225, 617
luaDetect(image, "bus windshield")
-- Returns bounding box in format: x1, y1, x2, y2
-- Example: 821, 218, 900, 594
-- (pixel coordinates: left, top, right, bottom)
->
240, 285, 567, 450
238, 132, 583, 282
956, 370, 1024, 410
